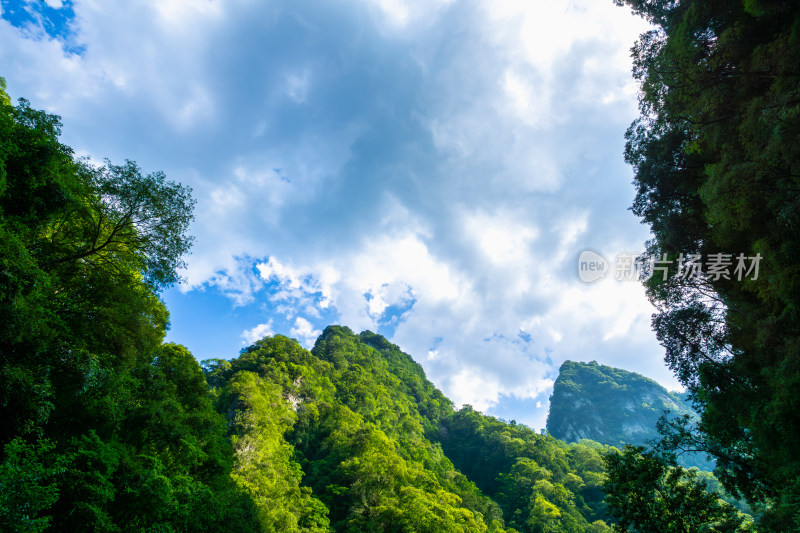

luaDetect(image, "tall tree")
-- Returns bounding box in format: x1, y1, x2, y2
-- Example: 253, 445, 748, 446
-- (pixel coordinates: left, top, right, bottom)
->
0, 82, 258, 530
613, 0, 800, 528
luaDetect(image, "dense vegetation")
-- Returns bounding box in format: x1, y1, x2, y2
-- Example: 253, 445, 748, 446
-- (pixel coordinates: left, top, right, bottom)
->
0, 80, 622, 531
610, 0, 800, 530
546, 361, 709, 469
604, 446, 753, 532
0, 80, 260, 530
205, 326, 619, 532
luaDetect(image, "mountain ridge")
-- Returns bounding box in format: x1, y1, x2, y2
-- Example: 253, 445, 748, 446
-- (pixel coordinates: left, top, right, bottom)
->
202, 326, 617, 531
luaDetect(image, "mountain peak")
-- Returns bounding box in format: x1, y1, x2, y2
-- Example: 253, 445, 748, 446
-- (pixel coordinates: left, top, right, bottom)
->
545, 360, 710, 469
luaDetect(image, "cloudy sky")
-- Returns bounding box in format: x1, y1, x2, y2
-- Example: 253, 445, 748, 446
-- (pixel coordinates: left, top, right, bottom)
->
0, 0, 677, 429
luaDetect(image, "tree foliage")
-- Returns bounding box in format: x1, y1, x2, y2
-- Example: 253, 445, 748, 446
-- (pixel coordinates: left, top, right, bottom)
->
603, 446, 751, 532
439, 405, 614, 532
207, 328, 501, 532
200, 327, 627, 532
613, 0, 800, 529
0, 85, 258, 531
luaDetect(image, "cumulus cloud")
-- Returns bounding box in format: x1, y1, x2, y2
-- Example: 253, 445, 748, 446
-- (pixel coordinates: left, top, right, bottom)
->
242, 321, 275, 345
290, 317, 322, 349
0, 0, 672, 429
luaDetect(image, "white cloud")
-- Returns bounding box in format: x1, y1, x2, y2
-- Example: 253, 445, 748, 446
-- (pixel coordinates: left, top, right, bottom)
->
242, 321, 274, 345
448, 368, 502, 411
172, 83, 214, 130
290, 317, 322, 348
285, 69, 311, 103
463, 210, 539, 265
0, 0, 673, 430
365, 281, 414, 319
369, 0, 409, 26
366, 0, 454, 29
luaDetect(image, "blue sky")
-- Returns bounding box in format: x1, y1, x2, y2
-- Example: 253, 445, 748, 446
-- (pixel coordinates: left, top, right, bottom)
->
0, 0, 673, 430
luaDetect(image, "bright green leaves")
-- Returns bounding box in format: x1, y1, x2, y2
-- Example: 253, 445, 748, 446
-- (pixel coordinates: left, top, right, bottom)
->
219, 371, 330, 532
213, 331, 499, 532
35, 157, 195, 292
0, 77, 9, 106
0, 92, 194, 445
367, 486, 489, 533
83, 159, 195, 290
0, 83, 260, 531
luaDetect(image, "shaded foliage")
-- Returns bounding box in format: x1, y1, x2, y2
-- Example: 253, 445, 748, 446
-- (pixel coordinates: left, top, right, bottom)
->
613, 0, 800, 528
439, 405, 614, 532
603, 446, 751, 532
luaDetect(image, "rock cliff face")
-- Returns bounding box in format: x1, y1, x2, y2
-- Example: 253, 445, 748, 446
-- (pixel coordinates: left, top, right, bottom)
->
545, 361, 711, 469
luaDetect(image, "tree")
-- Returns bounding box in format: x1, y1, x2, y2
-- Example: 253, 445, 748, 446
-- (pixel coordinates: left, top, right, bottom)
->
613, 0, 800, 528
0, 94, 196, 444
0, 438, 65, 532
0, 76, 9, 105
603, 446, 751, 532
45, 158, 196, 290
0, 81, 259, 531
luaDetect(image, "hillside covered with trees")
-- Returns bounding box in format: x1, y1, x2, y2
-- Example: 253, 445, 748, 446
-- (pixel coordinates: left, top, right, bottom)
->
546, 361, 693, 449
204, 326, 621, 532
1, 82, 620, 531
546, 361, 711, 470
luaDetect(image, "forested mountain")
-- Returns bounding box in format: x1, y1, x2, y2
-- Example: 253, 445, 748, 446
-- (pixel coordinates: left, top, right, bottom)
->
0, 81, 619, 531
547, 361, 690, 447
546, 361, 711, 469
204, 326, 616, 532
